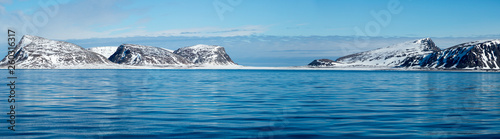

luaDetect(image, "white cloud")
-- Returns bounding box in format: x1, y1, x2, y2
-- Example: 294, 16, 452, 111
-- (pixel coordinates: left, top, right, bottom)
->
149, 25, 268, 37
0, 0, 269, 40
0, 0, 141, 39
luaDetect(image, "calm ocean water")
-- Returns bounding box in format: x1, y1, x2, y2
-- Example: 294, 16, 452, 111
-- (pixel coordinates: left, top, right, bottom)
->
1, 69, 500, 138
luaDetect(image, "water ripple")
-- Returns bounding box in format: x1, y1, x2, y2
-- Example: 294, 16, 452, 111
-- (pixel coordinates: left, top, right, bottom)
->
0, 70, 499, 138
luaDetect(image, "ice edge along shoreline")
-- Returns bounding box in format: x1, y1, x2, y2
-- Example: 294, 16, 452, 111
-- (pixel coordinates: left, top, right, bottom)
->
2, 65, 499, 72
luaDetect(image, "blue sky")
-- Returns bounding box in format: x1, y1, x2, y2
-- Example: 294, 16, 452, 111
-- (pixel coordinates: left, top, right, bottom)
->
0, 0, 499, 66
1, 0, 499, 39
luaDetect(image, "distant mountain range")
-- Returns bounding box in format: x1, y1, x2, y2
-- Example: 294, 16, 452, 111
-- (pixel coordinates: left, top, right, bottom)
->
2, 35, 499, 70
0, 35, 238, 69
308, 38, 500, 70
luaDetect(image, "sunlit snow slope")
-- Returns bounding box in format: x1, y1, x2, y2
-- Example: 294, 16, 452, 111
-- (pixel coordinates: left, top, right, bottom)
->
0, 35, 114, 69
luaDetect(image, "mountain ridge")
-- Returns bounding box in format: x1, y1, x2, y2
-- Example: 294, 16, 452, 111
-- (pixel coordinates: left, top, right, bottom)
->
108, 44, 192, 66
308, 38, 500, 70
400, 39, 500, 69
0, 35, 114, 69
0, 35, 239, 69
3, 35, 499, 70
173, 44, 237, 65
334, 38, 441, 66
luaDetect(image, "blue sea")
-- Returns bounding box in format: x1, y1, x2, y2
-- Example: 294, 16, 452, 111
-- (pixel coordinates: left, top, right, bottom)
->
1, 69, 500, 138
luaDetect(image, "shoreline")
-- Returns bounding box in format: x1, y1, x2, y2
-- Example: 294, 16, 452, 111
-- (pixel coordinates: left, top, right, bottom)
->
2, 65, 499, 72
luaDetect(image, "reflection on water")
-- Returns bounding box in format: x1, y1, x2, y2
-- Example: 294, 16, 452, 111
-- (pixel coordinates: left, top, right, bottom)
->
1, 70, 499, 138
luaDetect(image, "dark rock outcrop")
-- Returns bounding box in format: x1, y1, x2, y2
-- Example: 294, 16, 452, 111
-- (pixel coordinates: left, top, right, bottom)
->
173, 44, 236, 65
400, 40, 500, 69
308, 59, 340, 67
108, 44, 191, 66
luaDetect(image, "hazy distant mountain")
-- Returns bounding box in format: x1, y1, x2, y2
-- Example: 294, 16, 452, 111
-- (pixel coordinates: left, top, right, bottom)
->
0, 35, 114, 69
174, 44, 236, 65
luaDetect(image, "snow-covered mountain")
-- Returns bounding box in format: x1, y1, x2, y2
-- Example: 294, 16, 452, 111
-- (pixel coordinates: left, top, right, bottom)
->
0, 35, 114, 69
108, 44, 191, 66
400, 39, 500, 69
309, 38, 500, 70
336, 38, 441, 67
87, 46, 118, 58
308, 59, 340, 67
0, 35, 240, 69
173, 44, 236, 65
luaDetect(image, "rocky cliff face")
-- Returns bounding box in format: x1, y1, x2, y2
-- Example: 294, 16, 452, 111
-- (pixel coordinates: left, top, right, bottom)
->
0, 35, 113, 69
400, 40, 500, 69
173, 44, 236, 65
108, 44, 191, 66
336, 38, 441, 67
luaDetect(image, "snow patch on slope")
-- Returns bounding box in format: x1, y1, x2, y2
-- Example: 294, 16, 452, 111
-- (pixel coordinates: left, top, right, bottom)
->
108, 44, 192, 66
88, 46, 118, 58
336, 38, 440, 67
402, 39, 500, 69
0, 35, 114, 69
